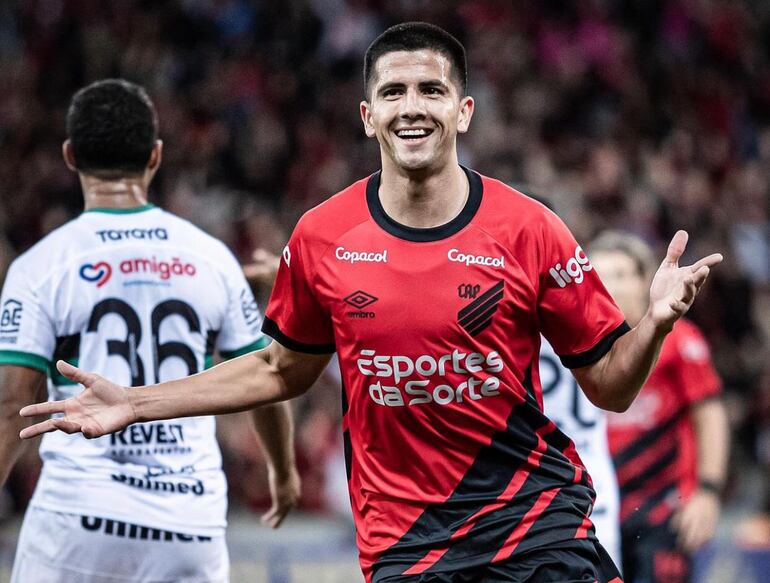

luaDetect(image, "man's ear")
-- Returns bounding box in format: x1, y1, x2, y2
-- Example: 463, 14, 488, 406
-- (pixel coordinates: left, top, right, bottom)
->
62, 140, 78, 171
457, 95, 475, 134
145, 140, 163, 182
360, 101, 376, 138
147, 140, 163, 171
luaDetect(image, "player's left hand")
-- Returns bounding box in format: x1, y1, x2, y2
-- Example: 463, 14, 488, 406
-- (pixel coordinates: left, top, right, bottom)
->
671, 488, 720, 552
261, 465, 301, 529
647, 231, 722, 332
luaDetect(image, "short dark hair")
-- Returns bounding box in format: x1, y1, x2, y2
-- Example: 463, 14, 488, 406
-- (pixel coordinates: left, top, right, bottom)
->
364, 22, 467, 98
589, 230, 656, 279
66, 79, 158, 176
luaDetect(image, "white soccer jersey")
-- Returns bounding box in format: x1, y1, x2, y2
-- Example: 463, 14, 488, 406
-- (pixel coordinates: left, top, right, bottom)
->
539, 338, 622, 568
0, 204, 267, 536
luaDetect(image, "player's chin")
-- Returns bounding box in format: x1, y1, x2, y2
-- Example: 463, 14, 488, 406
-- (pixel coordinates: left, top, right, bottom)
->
393, 152, 435, 172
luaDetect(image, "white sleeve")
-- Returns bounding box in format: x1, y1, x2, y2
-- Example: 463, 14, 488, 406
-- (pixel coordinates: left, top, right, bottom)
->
0, 259, 55, 373
215, 249, 269, 359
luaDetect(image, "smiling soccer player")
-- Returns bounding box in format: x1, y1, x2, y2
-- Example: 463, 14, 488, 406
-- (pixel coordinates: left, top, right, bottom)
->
19, 23, 722, 583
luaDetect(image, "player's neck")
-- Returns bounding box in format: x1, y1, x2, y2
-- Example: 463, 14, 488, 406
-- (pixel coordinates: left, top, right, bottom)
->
81, 175, 149, 211
378, 162, 468, 229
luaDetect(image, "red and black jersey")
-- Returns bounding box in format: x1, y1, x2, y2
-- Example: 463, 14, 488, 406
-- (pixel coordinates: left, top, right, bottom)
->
264, 168, 628, 582
607, 320, 721, 533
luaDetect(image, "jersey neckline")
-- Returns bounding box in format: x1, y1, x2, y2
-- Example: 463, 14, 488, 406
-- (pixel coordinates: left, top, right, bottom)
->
366, 166, 483, 242
84, 203, 157, 215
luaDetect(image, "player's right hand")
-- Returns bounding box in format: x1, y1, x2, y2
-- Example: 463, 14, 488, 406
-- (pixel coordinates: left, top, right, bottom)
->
261, 465, 301, 529
647, 230, 722, 332
19, 360, 135, 439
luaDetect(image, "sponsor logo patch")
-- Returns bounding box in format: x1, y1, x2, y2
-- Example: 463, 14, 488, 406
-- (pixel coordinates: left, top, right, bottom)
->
79, 262, 113, 287
358, 348, 504, 407
95, 228, 168, 243
344, 290, 378, 310
0, 299, 22, 338
344, 290, 377, 319
109, 422, 192, 459
110, 423, 185, 446
335, 247, 388, 264
80, 515, 212, 542
240, 289, 261, 327
119, 257, 196, 280
549, 245, 592, 287
448, 248, 505, 268
111, 472, 205, 496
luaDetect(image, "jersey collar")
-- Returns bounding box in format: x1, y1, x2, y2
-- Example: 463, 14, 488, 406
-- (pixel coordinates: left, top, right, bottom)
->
84, 203, 157, 214
366, 166, 483, 242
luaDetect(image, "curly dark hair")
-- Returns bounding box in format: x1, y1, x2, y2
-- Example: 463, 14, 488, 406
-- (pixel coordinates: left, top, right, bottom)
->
66, 79, 158, 176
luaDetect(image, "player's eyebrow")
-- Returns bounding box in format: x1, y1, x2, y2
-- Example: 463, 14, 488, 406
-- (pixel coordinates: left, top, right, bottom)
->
376, 79, 451, 96
376, 81, 406, 96
419, 79, 449, 91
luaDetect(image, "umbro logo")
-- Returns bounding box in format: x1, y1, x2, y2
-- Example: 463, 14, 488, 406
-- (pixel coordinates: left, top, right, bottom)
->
345, 290, 378, 309
458, 281, 504, 337
345, 290, 377, 319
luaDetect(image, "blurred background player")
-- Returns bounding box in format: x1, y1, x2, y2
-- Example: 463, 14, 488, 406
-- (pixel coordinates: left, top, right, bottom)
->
540, 338, 622, 570
529, 194, 622, 571
590, 231, 729, 583
0, 79, 299, 582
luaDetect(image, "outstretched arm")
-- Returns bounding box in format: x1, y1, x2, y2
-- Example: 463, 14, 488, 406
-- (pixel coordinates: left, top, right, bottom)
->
574, 231, 722, 412
19, 341, 332, 439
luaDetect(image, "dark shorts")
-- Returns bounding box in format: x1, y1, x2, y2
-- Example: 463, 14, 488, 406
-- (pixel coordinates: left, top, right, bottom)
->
378, 539, 623, 582
621, 520, 690, 583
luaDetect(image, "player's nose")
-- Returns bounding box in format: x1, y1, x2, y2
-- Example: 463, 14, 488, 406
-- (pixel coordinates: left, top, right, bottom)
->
400, 88, 427, 119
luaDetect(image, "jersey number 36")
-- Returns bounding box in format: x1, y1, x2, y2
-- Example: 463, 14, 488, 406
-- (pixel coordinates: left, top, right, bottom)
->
87, 298, 203, 386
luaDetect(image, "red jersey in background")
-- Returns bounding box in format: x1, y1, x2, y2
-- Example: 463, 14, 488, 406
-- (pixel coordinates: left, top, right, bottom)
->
608, 319, 721, 532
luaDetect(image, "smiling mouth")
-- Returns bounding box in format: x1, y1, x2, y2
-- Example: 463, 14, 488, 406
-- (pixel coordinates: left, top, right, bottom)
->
394, 128, 434, 140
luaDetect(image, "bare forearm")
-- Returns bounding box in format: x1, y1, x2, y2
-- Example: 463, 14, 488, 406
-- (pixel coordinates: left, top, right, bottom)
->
19, 345, 331, 440
575, 230, 722, 412
0, 410, 30, 486
131, 350, 292, 423
576, 315, 667, 412
251, 402, 296, 477
693, 399, 729, 486
0, 366, 47, 484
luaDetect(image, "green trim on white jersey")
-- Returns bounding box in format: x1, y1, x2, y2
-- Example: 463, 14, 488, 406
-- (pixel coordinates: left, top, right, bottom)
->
220, 336, 270, 360
0, 350, 51, 374
84, 204, 156, 215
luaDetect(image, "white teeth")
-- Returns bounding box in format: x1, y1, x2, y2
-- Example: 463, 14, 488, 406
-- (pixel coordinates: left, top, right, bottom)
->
397, 129, 429, 137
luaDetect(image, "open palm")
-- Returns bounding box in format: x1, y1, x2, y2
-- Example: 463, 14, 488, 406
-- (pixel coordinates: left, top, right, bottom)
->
648, 231, 723, 331
19, 361, 136, 439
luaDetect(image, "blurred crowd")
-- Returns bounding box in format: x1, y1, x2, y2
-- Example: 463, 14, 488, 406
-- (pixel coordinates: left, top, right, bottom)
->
1, 0, 770, 537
